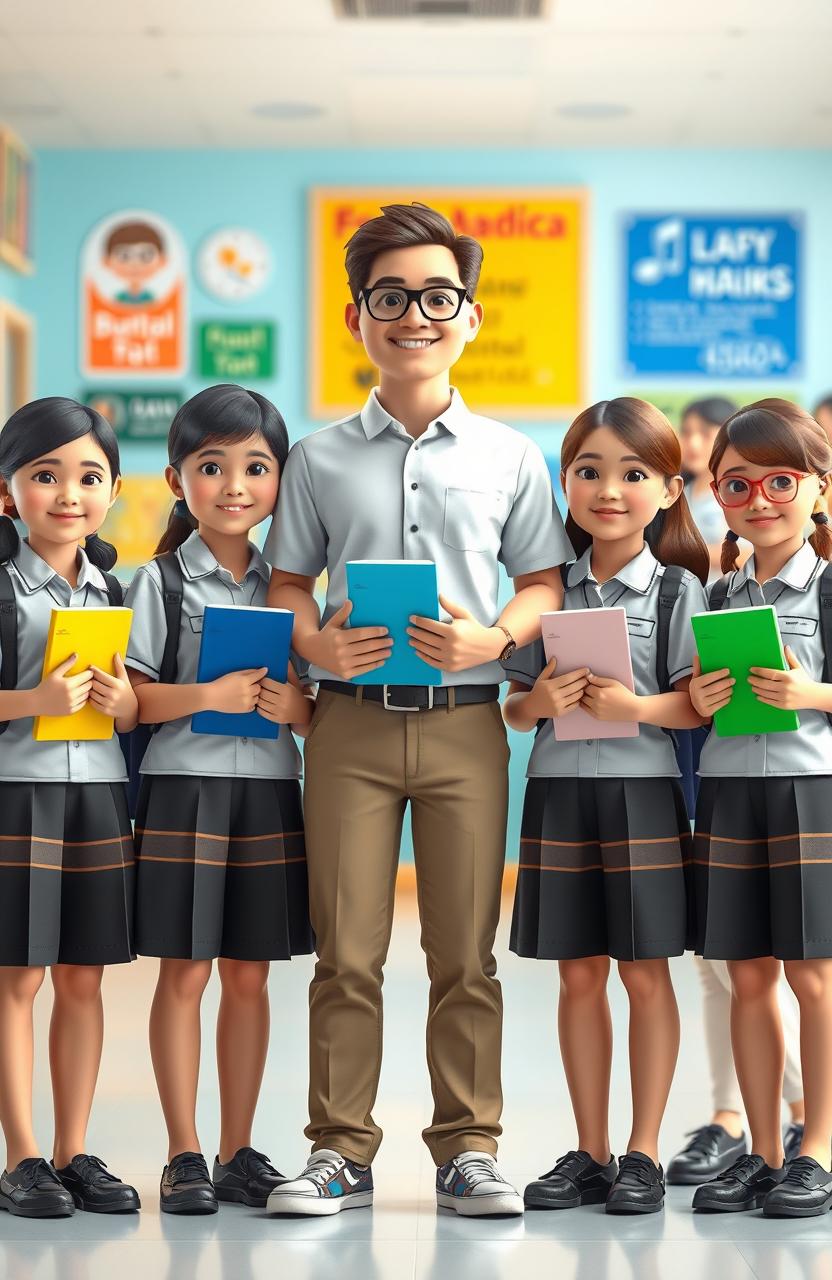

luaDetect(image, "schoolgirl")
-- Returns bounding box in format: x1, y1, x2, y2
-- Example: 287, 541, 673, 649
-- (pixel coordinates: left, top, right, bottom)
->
689, 399, 832, 1217
0, 398, 139, 1218
503, 397, 709, 1215
124, 384, 314, 1215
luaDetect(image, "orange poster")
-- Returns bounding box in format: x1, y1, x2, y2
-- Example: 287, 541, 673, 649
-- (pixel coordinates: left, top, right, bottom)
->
80, 209, 187, 378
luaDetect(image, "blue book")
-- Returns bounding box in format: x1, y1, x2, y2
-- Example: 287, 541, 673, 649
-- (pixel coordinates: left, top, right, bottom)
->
191, 605, 294, 738
345, 560, 441, 686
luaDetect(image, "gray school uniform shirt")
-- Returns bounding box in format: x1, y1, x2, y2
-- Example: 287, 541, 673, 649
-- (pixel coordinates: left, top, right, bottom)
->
503, 544, 707, 778
264, 387, 573, 686
125, 532, 303, 780
0, 539, 127, 783
698, 540, 832, 777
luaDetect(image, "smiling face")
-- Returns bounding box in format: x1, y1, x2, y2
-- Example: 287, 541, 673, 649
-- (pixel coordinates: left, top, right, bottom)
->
712, 443, 824, 551
1, 433, 120, 550
344, 244, 482, 382
562, 425, 683, 545
167, 432, 280, 537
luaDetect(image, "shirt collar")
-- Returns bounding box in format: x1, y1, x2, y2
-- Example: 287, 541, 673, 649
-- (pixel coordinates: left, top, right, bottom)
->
566, 543, 658, 595
359, 386, 470, 441
12, 539, 107, 594
177, 531, 269, 584
728, 539, 821, 596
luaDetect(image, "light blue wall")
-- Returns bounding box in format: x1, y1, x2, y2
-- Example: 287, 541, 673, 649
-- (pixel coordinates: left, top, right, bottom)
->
17, 146, 832, 861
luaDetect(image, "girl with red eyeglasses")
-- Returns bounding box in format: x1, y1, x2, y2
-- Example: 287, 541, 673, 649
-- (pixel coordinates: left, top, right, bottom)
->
688, 398, 832, 1219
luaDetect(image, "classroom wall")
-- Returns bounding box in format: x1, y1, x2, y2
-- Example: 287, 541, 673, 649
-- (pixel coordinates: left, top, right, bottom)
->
14, 144, 832, 861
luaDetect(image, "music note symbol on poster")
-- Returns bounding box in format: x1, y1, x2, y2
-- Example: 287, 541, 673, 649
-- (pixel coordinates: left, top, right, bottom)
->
633, 218, 685, 285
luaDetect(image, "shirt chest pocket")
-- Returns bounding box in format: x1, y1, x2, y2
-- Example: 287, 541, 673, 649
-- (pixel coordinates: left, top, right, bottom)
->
778, 615, 818, 639
442, 487, 508, 553
777, 614, 822, 675
626, 617, 655, 641
188, 614, 204, 634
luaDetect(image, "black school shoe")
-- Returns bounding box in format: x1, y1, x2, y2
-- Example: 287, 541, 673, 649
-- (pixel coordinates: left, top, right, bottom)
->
213, 1147, 286, 1207
692, 1153, 785, 1212
54, 1154, 140, 1213
160, 1152, 218, 1215
763, 1157, 832, 1218
605, 1152, 665, 1214
524, 1150, 618, 1209
666, 1124, 748, 1185
0, 1158, 75, 1218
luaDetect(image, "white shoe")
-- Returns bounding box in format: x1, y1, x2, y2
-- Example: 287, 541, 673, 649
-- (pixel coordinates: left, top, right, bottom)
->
266, 1149, 373, 1216
436, 1151, 524, 1216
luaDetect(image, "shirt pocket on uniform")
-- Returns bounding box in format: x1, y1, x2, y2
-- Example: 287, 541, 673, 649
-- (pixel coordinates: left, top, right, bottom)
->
778, 615, 818, 638
442, 487, 507, 553
188, 614, 204, 634
626, 617, 655, 640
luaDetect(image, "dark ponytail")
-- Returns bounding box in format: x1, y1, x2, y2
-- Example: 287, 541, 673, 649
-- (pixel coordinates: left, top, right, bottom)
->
155, 384, 289, 557
0, 397, 121, 568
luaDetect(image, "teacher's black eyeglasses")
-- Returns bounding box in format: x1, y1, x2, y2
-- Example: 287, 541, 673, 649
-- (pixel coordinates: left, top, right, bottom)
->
358, 285, 471, 323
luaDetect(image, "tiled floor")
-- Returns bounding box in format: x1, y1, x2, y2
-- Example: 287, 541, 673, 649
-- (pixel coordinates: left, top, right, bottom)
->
1, 895, 828, 1279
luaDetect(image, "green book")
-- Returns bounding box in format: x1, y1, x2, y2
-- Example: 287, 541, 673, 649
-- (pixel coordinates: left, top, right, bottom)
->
691, 605, 799, 737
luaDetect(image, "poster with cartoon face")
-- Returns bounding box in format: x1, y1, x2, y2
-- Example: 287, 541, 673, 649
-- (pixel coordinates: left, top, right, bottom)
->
80, 209, 187, 378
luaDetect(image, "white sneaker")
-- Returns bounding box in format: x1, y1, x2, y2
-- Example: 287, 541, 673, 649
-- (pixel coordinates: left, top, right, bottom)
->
436, 1151, 524, 1216
265, 1149, 373, 1216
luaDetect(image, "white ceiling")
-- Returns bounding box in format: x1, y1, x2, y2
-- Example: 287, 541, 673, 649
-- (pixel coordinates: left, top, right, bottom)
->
0, 0, 830, 147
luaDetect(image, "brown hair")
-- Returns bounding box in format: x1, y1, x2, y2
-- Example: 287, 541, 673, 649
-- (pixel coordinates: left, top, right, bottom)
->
709, 397, 832, 573
105, 221, 164, 255
561, 397, 710, 585
344, 202, 483, 305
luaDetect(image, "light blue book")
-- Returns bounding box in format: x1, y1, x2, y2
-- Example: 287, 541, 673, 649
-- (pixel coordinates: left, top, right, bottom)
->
345, 560, 441, 686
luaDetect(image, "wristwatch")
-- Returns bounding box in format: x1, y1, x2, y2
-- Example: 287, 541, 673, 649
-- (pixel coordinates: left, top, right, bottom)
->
496, 625, 516, 662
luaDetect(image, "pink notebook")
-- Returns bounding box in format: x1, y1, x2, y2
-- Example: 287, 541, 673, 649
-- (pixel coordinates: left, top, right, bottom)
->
541, 607, 639, 742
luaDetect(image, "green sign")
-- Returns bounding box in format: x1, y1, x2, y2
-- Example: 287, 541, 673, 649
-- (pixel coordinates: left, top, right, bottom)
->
198, 321, 275, 379
82, 389, 183, 440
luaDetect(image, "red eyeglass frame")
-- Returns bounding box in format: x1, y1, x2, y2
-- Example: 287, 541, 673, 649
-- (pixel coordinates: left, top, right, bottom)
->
710, 470, 810, 509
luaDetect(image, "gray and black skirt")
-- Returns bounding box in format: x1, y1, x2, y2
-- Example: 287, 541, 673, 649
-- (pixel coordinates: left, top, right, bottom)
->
510, 776, 693, 962
0, 781, 135, 967
134, 774, 314, 961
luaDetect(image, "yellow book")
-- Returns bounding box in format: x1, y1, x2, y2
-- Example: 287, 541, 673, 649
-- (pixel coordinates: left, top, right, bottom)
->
33, 607, 133, 742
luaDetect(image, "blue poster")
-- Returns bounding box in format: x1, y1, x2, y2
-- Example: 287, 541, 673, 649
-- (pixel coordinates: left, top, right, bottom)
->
624, 214, 801, 378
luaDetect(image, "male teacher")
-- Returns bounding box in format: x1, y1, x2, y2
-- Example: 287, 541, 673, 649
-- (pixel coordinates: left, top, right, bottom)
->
265, 202, 572, 1217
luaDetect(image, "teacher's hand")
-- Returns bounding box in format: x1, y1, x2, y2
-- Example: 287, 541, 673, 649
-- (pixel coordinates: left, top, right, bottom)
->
304, 600, 393, 680
407, 594, 505, 673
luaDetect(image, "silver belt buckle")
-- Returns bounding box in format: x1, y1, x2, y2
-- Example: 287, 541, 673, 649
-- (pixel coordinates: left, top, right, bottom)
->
382, 685, 433, 712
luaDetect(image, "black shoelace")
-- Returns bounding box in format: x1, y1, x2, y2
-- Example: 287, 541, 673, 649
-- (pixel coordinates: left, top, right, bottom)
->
71, 1155, 118, 1184
715, 1154, 763, 1184
170, 1153, 210, 1184
542, 1150, 591, 1182
243, 1148, 280, 1177
17, 1158, 61, 1191
782, 1157, 822, 1187
616, 1154, 658, 1187
679, 1124, 733, 1158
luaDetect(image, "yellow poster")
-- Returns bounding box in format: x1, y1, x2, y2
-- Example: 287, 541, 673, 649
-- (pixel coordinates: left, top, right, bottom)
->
101, 474, 172, 572
309, 188, 586, 421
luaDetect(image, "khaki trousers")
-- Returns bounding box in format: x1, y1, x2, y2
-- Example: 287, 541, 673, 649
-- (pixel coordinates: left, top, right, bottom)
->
302, 689, 510, 1166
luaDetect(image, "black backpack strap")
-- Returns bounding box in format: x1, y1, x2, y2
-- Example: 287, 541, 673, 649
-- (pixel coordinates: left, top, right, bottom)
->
708, 575, 731, 612
819, 562, 832, 728
0, 564, 18, 736
155, 552, 183, 687
101, 571, 124, 607
559, 561, 572, 589
656, 565, 686, 695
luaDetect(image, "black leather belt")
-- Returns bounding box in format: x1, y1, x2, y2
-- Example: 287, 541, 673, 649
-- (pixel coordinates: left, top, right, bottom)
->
318, 680, 500, 711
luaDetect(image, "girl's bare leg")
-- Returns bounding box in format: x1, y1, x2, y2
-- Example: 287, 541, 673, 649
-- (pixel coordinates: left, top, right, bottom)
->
216, 959, 270, 1164
0, 967, 45, 1170
618, 958, 680, 1163
558, 956, 613, 1164
727, 957, 784, 1168
50, 964, 105, 1168
149, 959, 212, 1160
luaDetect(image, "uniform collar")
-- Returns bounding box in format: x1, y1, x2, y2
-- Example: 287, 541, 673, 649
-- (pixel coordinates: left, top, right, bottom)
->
728, 539, 821, 596
13, 538, 107, 594
177, 531, 269, 584
359, 386, 469, 441
566, 543, 658, 595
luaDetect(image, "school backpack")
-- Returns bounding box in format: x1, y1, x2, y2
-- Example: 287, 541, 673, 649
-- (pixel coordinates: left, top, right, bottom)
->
708, 561, 832, 727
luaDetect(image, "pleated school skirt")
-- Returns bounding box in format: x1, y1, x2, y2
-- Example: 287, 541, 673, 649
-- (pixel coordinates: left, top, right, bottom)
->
0, 782, 135, 967
510, 776, 693, 962
694, 775, 832, 961
134, 774, 314, 961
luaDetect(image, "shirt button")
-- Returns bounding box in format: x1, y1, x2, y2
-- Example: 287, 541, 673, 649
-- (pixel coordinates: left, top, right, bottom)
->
411, 482, 418, 490
410, 524, 418, 533
414, 445, 420, 451
241, 737, 248, 744
586, 739, 593, 746
754, 735, 761, 742
73, 741, 80, 749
